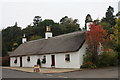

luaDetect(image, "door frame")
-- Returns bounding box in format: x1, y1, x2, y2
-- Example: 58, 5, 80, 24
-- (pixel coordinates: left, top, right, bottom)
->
20, 56, 22, 67
51, 55, 55, 67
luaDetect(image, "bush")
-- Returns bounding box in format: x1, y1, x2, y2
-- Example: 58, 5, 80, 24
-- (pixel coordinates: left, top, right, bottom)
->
82, 49, 118, 68
83, 52, 92, 64
81, 61, 96, 69
81, 53, 96, 69
97, 49, 118, 67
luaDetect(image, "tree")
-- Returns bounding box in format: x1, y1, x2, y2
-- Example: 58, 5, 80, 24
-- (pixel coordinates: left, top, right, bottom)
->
60, 16, 78, 24
84, 14, 92, 30
38, 19, 55, 27
37, 19, 57, 37
23, 25, 36, 41
59, 23, 80, 34
86, 24, 108, 63
110, 18, 120, 51
116, 11, 120, 16
33, 16, 42, 27
2, 40, 7, 57
93, 19, 100, 26
85, 14, 92, 23
106, 6, 114, 18
2, 22, 22, 55
59, 16, 80, 34
100, 22, 112, 34
60, 16, 68, 24
51, 24, 62, 36
12, 42, 18, 50
101, 6, 116, 26
30, 35, 42, 41
14, 22, 18, 27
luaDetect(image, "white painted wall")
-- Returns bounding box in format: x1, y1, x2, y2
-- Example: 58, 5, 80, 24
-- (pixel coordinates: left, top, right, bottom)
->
86, 22, 93, 31
45, 32, 52, 39
21, 55, 52, 68
55, 52, 80, 68
22, 55, 38, 67
10, 43, 87, 68
10, 57, 20, 67
41, 55, 51, 68
22, 38, 27, 43
79, 42, 87, 66
55, 43, 87, 68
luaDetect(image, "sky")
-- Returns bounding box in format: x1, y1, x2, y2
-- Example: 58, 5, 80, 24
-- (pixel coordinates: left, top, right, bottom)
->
0, 0, 119, 30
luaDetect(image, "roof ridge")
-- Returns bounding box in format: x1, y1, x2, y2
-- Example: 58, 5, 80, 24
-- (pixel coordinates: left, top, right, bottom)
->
53, 31, 85, 38
25, 31, 85, 44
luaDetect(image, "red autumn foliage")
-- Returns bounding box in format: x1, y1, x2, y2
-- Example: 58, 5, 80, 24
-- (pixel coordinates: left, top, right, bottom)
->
86, 24, 109, 54
86, 61, 93, 65
104, 48, 111, 52
87, 24, 108, 46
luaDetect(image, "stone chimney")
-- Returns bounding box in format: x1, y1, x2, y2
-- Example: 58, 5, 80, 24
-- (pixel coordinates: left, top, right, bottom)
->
45, 26, 52, 39
86, 22, 93, 31
22, 34, 27, 43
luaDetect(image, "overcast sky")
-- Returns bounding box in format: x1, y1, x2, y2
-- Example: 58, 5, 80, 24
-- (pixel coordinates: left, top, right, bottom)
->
0, 0, 119, 30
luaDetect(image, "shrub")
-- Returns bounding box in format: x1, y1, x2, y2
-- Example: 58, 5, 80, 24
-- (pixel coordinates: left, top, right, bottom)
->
97, 49, 118, 67
82, 48, 118, 68
83, 52, 92, 64
82, 53, 96, 69
81, 61, 96, 69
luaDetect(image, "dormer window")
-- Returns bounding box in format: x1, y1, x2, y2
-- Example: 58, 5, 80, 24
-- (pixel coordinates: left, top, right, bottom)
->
27, 56, 30, 62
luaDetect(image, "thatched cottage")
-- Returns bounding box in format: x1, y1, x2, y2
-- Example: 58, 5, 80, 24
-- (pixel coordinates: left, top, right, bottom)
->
10, 29, 87, 68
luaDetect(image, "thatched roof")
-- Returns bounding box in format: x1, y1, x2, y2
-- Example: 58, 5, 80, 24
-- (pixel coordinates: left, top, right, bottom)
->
10, 31, 86, 57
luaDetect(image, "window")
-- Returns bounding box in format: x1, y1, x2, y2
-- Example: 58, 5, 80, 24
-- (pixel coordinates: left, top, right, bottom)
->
42, 56, 46, 64
27, 56, 30, 62
14, 57, 17, 64
65, 54, 70, 62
